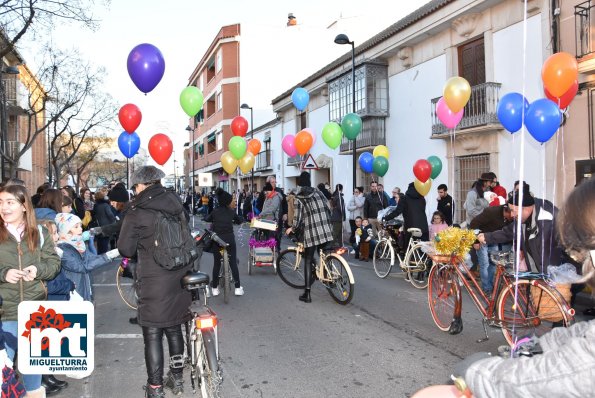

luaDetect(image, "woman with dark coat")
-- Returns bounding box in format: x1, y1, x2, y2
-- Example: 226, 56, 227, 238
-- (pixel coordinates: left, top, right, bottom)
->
92, 189, 116, 254
118, 166, 192, 397
384, 181, 429, 242
330, 184, 346, 246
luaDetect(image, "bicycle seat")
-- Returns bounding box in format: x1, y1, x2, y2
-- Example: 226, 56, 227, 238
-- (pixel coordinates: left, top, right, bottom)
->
321, 241, 341, 253
181, 272, 210, 289
407, 227, 422, 238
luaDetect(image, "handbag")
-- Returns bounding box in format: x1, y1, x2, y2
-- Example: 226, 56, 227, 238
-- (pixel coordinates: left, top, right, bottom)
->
0, 350, 25, 398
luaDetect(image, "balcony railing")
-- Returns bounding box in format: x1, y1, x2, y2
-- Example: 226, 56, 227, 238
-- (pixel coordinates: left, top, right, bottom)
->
255, 150, 272, 171
287, 154, 304, 166
576, 1, 595, 59
339, 117, 386, 153
431, 82, 501, 136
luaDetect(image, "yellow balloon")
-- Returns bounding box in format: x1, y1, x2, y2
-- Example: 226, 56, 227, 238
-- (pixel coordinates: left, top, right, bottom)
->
221, 151, 238, 174
443, 76, 471, 113
238, 152, 255, 174
414, 178, 432, 196
373, 145, 389, 159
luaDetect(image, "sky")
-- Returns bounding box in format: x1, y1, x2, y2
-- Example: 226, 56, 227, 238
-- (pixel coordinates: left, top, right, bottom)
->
18, 0, 430, 175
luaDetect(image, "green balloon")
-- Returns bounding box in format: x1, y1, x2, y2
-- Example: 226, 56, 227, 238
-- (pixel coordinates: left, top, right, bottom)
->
322, 122, 343, 149
341, 113, 362, 140
228, 136, 247, 160
180, 86, 204, 117
373, 156, 389, 177
427, 155, 443, 179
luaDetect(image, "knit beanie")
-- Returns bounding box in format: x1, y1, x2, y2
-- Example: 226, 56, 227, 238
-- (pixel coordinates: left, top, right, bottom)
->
216, 188, 232, 207
55, 213, 82, 236
297, 171, 311, 187
108, 184, 129, 203
508, 184, 535, 207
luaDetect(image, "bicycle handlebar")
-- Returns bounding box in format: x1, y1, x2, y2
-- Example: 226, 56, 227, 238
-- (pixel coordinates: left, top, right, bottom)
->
208, 231, 229, 248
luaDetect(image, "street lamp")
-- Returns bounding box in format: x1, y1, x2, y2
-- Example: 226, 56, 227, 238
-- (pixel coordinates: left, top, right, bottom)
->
240, 103, 254, 193
0, 65, 20, 181
334, 33, 356, 193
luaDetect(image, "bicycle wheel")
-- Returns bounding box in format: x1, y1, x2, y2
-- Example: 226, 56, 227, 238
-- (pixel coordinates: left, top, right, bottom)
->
196, 329, 221, 398
497, 280, 571, 346
373, 239, 394, 278
323, 254, 354, 305
406, 242, 431, 289
277, 248, 305, 289
248, 246, 254, 275
221, 252, 231, 304
427, 264, 458, 332
116, 264, 137, 310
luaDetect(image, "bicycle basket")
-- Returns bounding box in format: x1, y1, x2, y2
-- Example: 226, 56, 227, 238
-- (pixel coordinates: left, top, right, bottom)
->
530, 283, 571, 322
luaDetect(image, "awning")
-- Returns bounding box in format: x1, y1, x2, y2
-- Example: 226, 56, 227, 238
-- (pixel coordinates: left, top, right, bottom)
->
198, 144, 204, 155
207, 134, 216, 143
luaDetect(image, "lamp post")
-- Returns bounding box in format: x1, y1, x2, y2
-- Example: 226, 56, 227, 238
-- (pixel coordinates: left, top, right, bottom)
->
240, 103, 254, 193
334, 33, 356, 193
173, 151, 178, 193
0, 66, 20, 181
185, 125, 195, 215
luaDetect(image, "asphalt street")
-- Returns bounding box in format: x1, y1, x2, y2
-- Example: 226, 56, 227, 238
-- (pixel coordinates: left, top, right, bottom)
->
54, 219, 591, 398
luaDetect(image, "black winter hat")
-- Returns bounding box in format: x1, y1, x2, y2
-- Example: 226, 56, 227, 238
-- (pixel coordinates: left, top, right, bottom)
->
216, 188, 232, 207
108, 184, 129, 203
508, 184, 535, 207
297, 171, 311, 187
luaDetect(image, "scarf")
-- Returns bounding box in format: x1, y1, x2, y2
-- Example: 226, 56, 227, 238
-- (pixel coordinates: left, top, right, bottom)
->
57, 233, 86, 254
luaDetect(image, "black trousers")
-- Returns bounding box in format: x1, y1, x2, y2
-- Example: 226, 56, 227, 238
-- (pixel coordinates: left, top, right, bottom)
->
142, 325, 185, 386
212, 238, 240, 288
303, 245, 319, 289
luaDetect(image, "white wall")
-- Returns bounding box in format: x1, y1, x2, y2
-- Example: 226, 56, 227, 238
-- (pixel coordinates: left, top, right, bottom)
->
493, 14, 549, 199
387, 55, 448, 210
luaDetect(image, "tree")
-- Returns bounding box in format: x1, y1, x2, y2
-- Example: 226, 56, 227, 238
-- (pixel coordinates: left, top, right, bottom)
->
86, 155, 127, 189
55, 134, 112, 191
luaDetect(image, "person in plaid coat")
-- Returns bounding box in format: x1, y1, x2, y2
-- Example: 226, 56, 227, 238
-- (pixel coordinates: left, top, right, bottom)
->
286, 171, 334, 303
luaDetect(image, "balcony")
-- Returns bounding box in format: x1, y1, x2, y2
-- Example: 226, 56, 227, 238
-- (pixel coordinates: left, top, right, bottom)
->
1, 78, 29, 114
431, 82, 501, 136
255, 150, 272, 171
576, 1, 595, 73
338, 117, 386, 154
287, 154, 304, 166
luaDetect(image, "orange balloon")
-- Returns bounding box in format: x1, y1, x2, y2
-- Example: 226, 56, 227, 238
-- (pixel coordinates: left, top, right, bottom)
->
247, 139, 261, 156
541, 52, 578, 98
295, 130, 313, 156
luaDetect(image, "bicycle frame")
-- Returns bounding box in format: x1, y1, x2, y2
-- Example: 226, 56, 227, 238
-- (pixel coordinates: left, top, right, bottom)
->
378, 234, 419, 269
286, 242, 355, 285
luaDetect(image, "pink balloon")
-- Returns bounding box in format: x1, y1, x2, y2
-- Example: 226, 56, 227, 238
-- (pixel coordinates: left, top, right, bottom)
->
303, 128, 316, 146
436, 97, 464, 129
282, 134, 297, 157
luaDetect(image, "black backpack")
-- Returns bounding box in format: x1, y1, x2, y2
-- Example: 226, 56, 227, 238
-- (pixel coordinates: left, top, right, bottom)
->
152, 210, 198, 270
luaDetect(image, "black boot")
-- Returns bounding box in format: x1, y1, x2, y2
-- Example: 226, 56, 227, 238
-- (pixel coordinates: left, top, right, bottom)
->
41, 376, 62, 396
300, 260, 312, 303
144, 385, 165, 398
129, 317, 139, 325
299, 289, 312, 303
164, 371, 184, 396
47, 375, 69, 388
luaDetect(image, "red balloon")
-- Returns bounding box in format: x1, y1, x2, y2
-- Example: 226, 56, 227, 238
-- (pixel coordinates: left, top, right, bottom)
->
148, 133, 173, 165
231, 116, 249, 137
413, 159, 432, 183
544, 80, 578, 109
118, 104, 142, 133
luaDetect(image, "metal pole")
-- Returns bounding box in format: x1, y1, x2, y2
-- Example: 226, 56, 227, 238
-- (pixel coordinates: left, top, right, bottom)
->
0, 79, 6, 181
126, 157, 129, 188
47, 127, 52, 185
250, 108, 254, 193
351, 42, 356, 193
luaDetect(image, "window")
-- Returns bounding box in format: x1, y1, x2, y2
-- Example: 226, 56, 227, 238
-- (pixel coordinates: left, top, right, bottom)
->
205, 95, 216, 119
297, 111, 307, 132
455, 153, 490, 224
198, 143, 204, 157
217, 92, 223, 110
194, 143, 199, 160
458, 37, 485, 86
206, 57, 216, 82
198, 74, 203, 93
207, 133, 216, 153
216, 132, 223, 150
194, 109, 204, 125
216, 49, 222, 73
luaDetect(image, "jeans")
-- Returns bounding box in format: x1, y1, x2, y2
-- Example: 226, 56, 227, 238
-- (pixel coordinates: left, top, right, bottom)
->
142, 325, 185, 386
476, 243, 512, 293
3, 321, 42, 391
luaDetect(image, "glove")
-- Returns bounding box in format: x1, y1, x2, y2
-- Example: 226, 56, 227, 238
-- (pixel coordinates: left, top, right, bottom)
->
105, 249, 120, 260
90, 227, 103, 236
82, 231, 91, 241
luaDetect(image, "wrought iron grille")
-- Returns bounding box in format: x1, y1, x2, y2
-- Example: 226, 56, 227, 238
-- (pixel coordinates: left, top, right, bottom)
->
255, 150, 272, 171
455, 153, 490, 224
431, 82, 501, 135
576, 1, 595, 58
339, 117, 386, 153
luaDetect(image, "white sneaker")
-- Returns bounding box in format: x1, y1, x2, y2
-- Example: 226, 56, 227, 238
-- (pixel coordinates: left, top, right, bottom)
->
350, 250, 355, 254
234, 286, 245, 296
211, 287, 220, 296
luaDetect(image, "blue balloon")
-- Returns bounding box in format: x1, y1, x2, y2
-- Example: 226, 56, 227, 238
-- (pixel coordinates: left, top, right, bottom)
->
524, 99, 561, 144
497, 92, 529, 133
358, 152, 374, 173
291, 87, 310, 112
118, 131, 141, 158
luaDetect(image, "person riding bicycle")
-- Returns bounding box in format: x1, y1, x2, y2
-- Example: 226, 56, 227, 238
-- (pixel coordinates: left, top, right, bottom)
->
285, 171, 334, 303
117, 166, 192, 398
449, 177, 595, 397
204, 188, 244, 297
383, 181, 429, 245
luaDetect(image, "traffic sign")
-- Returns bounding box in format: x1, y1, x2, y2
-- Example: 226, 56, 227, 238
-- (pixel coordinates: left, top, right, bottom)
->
301, 154, 319, 170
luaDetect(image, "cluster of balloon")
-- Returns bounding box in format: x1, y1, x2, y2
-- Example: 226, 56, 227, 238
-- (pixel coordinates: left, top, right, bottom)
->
292, 87, 310, 112
180, 86, 204, 117
497, 52, 578, 143
358, 145, 390, 176
436, 77, 471, 129
282, 129, 316, 157
127, 43, 165, 94
118, 104, 142, 133
412, 156, 442, 196
220, 118, 255, 174
148, 134, 173, 165
118, 132, 140, 159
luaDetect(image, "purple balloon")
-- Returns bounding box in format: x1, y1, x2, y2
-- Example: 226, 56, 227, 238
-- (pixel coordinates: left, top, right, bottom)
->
127, 43, 165, 94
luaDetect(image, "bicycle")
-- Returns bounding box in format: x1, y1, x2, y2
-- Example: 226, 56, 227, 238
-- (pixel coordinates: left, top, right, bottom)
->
276, 235, 355, 304
116, 257, 137, 309
372, 222, 431, 289
427, 250, 575, 346
180, 270, 222, 397
201, 229, 234, 304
